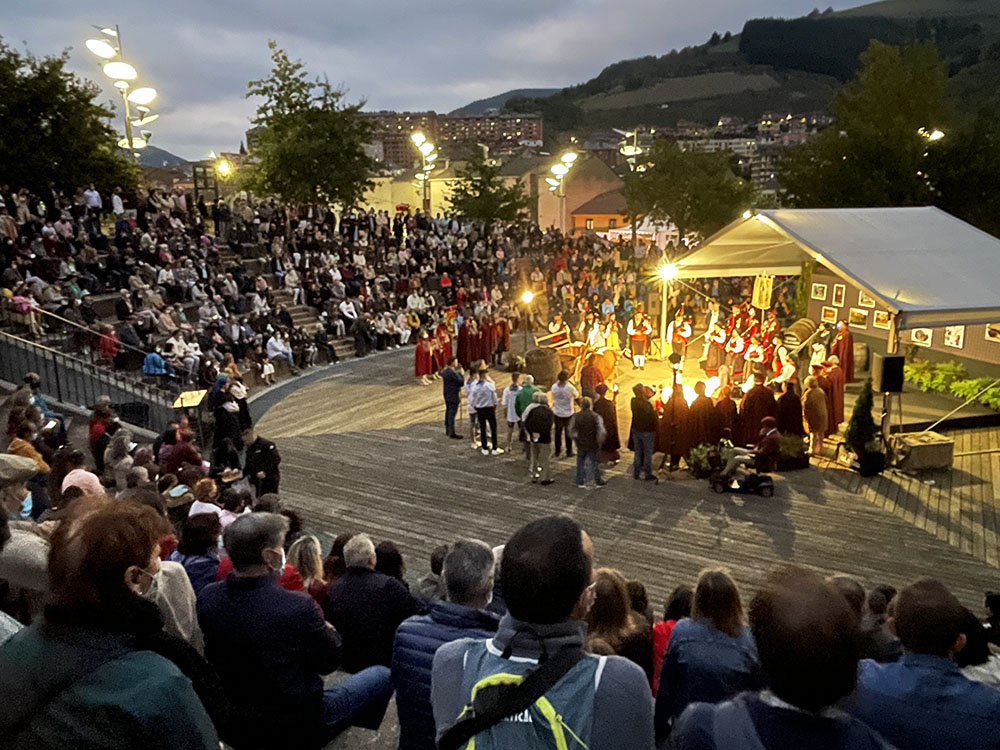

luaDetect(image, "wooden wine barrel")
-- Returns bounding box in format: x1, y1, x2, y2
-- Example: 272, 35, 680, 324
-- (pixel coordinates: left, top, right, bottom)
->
595, 350, 619, 380
784, 317, 818, 347
524, 347, 561, 388
853, 341, 870, 373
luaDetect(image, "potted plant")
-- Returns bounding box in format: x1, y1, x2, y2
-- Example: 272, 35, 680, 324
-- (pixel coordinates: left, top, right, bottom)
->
687, 443, 717, 479
776, 434, 810, 471
842, 377, 885, 477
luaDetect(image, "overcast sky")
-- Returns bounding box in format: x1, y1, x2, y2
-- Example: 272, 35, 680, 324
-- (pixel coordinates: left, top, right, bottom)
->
4, 1, 860, 160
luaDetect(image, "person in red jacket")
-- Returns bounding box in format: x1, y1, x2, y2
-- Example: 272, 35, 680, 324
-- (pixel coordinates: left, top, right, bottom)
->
652, 585, 693, 695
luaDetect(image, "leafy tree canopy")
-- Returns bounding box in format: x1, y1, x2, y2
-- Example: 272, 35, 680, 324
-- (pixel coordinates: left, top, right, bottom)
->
447, 151, 532, 229
0, 36, 139, 199
246, 42, 375, 207
781, 40, 1000, 236
623, 139, 754, 245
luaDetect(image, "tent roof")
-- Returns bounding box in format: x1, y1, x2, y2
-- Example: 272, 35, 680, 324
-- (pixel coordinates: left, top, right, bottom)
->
675, 207, 1000, 330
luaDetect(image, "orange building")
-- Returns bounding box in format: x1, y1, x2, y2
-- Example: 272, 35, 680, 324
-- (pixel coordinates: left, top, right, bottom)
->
570, 189, 628, 234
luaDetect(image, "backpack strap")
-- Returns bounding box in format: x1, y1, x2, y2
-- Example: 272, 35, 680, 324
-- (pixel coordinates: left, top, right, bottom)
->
438, 645, 585, 750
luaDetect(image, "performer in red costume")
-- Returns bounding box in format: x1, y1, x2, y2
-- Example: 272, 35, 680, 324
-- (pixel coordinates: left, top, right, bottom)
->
829, 320, 855, 383
415, 331, 434, 386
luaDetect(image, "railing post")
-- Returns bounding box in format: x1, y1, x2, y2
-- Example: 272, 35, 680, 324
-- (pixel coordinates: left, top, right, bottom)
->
51, 349, 63, 403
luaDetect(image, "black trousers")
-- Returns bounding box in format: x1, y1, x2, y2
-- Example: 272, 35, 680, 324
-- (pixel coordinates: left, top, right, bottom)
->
554, 415, 573, 456
477, 406, 498, 451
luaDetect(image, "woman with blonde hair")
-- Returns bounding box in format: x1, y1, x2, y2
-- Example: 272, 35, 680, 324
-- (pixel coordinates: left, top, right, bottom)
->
287, 534, 327, 604
654, 568, 762, 743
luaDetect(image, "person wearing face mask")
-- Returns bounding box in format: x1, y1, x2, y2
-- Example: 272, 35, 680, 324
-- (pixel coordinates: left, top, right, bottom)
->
197, 512, 394, 749
0, 499, 225, 749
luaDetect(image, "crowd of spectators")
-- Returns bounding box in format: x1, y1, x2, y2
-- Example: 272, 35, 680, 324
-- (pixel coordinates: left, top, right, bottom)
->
2, 477, 998, 750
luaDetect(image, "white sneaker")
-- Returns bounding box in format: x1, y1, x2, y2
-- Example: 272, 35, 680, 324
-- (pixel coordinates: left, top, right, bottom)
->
482, 449, 490, 456
491, 448, 505, 456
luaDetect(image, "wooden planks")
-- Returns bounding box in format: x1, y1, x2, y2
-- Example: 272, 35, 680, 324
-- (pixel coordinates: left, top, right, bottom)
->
257, 350, 1000, 611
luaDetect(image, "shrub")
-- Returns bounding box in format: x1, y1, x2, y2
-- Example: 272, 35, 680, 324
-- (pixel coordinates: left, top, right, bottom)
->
844, 378, 880, 455
903, 359, 933, 391
779, 434, 807, 459
929, 360, 967, 392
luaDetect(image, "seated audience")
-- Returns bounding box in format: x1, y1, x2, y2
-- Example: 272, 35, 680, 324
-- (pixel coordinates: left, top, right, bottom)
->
323, 533, 424, 672
655, 568, 762, 743
848, 578, 1000, 749
197, 513, 393, 749
167, 512, 222, 596
392, 539, 500, 750
585, 567, 654, 681
653, 585, 694, 696
287, 534, 328, 604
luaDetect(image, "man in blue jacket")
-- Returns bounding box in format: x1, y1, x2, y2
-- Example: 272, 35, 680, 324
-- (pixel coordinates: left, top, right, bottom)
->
441, 356, 465, 439
198, 513, 393, 749
848, 578, 1000, 750
391, 539, 500, 750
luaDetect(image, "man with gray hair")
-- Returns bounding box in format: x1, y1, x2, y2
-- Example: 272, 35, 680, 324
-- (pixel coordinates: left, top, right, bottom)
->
324, 533, 424, 673
392, 540, 500, 750
197, 514, 393, 748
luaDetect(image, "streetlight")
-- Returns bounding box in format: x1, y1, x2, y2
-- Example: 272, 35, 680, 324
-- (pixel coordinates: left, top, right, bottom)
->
215, 158, 234, 179
918, 127, 945, 142
85, 24, 158, 156
410, 131, 436, 213
547, 150, 577, 233
657, 262, 678, 358
520, 291, 535, 350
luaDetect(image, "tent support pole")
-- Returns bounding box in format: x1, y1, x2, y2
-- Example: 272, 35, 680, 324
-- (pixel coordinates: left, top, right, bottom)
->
881, 318, 900, 443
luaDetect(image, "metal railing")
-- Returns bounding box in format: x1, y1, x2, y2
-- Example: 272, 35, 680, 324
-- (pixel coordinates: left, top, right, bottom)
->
0, 330, 175, 434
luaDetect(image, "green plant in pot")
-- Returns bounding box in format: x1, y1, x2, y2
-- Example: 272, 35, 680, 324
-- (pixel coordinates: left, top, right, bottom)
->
777, 434, 810, 471
843, 377, 885, 477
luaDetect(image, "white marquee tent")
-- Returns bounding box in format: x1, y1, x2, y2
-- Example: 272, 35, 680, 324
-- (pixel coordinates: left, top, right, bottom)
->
674, 207, 1000, 331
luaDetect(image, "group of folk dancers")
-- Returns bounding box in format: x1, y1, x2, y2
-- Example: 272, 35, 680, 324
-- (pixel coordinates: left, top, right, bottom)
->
414, 311, 512, 386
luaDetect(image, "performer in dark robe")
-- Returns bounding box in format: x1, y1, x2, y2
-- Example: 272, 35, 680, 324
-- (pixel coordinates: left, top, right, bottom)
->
593, 384, 621, 464
824, 357, 847, 435
738, 373, 778, 447
479, 314, 497, 366
415, 332, 434, 385
776, 380, 806, 437
811, 364, 837, 438
829, 320, 855, 383
688, 381, 716, 449
456, 317, 473, 368
656, 385, 692, 472
492, 314, 511, 365
714, 386, 738, 444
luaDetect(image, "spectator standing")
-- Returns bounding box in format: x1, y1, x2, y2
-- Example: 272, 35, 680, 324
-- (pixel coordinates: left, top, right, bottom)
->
441, 356, 464, 440
500, 372, 522, 453
848, 578, 1000, 750
431, 515, 654, 750
468, 366, 502, 456
569, 396, 607, 488
323, 533, 424, 672
522, 391, 554, 485
550, 370, 577, 458
198, 513, 393, 749
392, 539, 500, 750
630, 384, 657, 481
242, 427, 281, 497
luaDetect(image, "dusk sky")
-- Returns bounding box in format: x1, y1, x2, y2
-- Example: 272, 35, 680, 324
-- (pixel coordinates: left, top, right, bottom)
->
5, 1, 861, 159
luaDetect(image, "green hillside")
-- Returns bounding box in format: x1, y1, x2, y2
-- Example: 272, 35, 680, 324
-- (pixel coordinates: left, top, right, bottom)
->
506, 0, 1000, 140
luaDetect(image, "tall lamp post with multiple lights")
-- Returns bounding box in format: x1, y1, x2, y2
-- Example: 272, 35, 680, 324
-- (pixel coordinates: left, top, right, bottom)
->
657, 262, 678, 359
544, 150, 578, 234
617, 129, 645, 255
410, 132, 438, 214
85, 25, 159, 156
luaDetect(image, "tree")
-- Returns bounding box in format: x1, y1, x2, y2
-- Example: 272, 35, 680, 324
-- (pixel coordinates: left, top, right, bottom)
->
246, 42, 375, 206
447, 151, 531, 229
623, 139, 754, 247
0, 36, 138, 199
781, 41, 950, 208
844, 378, 879, 455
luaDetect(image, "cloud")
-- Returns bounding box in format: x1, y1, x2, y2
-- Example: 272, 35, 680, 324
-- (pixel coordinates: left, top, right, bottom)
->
4, 0, 859, 159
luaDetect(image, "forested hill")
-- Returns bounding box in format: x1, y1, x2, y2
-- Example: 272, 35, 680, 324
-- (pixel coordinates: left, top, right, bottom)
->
503, 0, 1000, 139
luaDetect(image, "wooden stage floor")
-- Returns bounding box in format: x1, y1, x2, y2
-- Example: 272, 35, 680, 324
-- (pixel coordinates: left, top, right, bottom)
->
253, 348, 999, 611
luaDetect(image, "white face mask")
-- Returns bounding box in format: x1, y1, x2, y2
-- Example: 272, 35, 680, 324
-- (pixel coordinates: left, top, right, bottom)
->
268, 547, 286, 575
136, 567, 160, 600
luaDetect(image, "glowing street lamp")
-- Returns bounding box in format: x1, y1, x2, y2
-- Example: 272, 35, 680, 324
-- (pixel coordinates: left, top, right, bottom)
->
410, 131, 426, 147
520, 291, 535, 348
85, 38, 117, 58
550, 163, 569, 176
103, 61, 137, 80
560, 151, 578, 164
410, 134, 436, 212
657, 263, 678, 282
126, 87, 157, 105
215, 158, 234, 179
657, 262, 678, 355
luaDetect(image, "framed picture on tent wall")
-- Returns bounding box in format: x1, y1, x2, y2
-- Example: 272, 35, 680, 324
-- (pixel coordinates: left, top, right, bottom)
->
811, 282, 828, 301
848, 307, 869, 328
944, 326, 965, 349
873, 310, 892, 330
832, 284, 846, 307
987, 323, 1000, 343
821, 306, 838, 324
911, 328, 933, 347
858, 290, 876, 308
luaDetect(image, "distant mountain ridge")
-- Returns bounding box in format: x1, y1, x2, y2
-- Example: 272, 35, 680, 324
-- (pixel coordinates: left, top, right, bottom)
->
137, 145, 188, 168
449, 88, 561, 116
